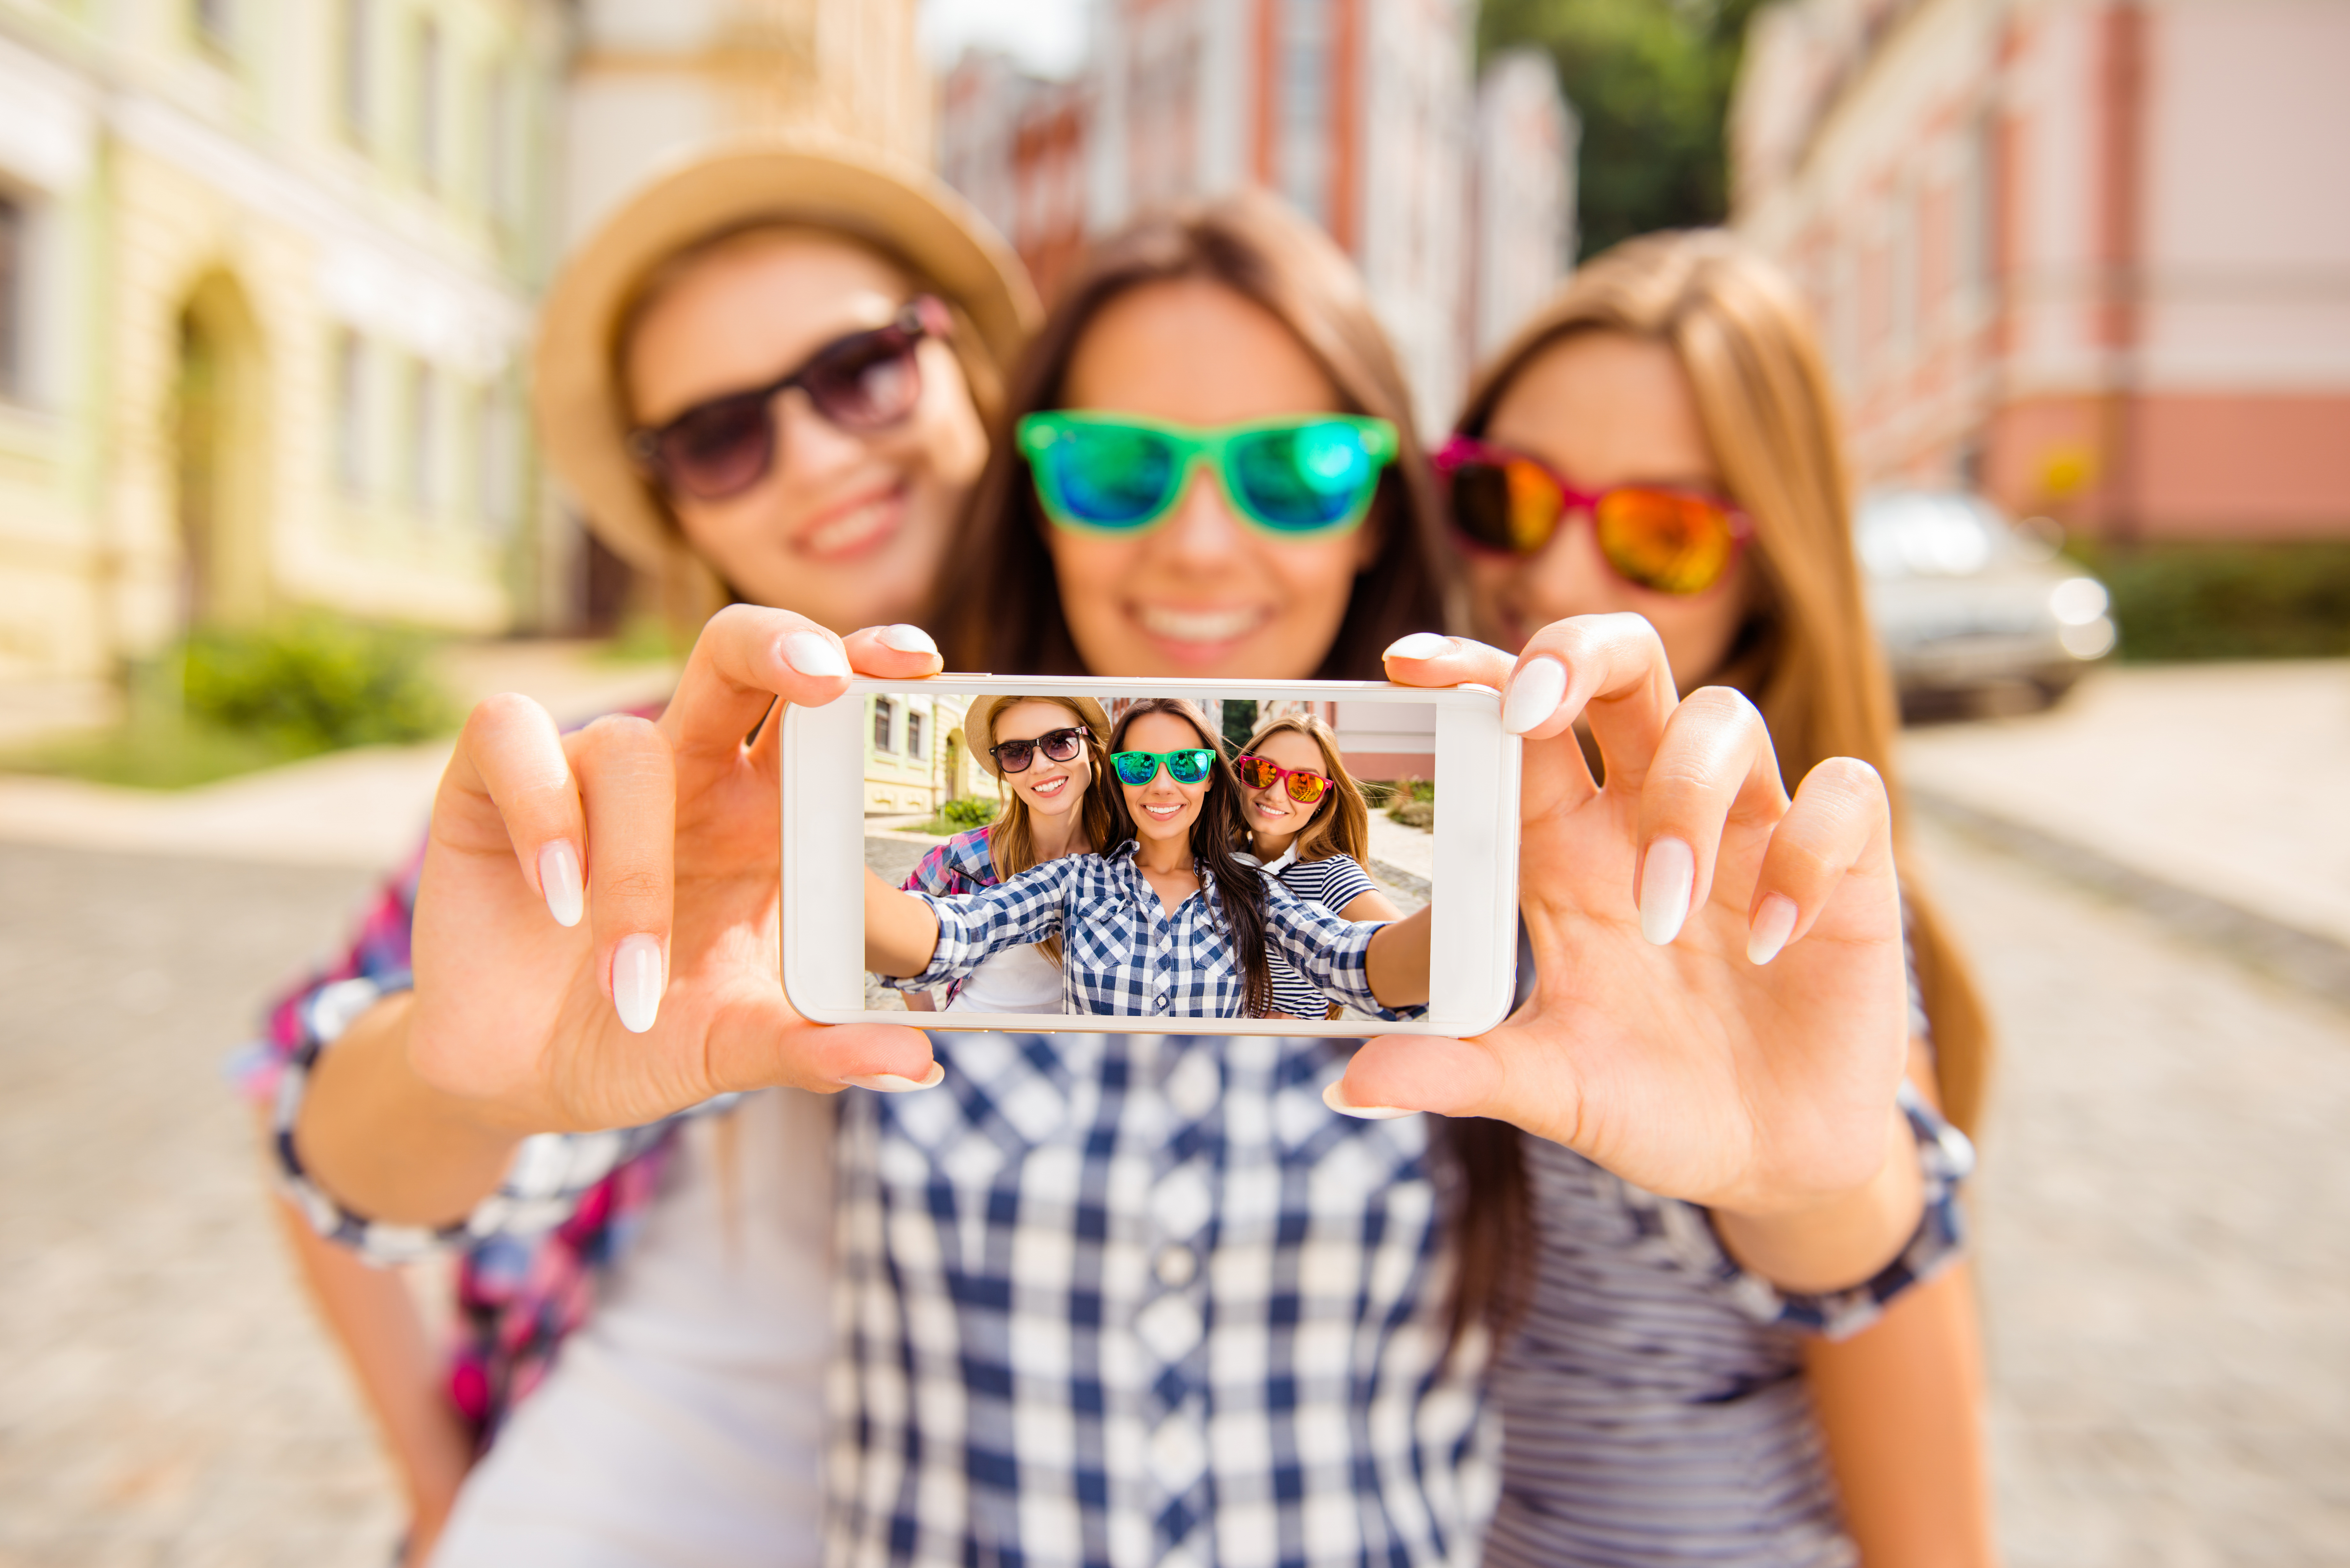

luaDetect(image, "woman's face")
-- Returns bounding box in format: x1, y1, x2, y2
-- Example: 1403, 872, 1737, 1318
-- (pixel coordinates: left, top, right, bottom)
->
1118, 711, 1213, 846
624, 230, 989, 633
1241, 728, 1330, 848
1469, 331, 1751, 692
1050, 278, 1380, 679
993, 699, 1091, 820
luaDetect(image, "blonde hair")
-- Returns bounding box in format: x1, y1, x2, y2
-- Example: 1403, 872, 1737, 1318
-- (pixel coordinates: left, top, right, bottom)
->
1239, 713, 1374, 874
1457, 230, 1992, 1133
982, 694, 1112, 966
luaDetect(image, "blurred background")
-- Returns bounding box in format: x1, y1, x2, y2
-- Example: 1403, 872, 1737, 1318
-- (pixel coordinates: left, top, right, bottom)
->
0, 0, 2343, 1563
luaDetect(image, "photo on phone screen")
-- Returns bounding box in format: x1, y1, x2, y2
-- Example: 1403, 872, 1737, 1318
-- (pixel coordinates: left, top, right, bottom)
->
780, 678, 1517, 1037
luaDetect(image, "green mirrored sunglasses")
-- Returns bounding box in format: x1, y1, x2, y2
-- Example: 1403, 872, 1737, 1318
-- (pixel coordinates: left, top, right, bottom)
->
1017, 412, 1399, 536
1109, 748, 1218, 787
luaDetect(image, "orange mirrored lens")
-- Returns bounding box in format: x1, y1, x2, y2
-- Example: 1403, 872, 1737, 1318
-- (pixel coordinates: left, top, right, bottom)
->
1504, 459, 1565, 554
1594, 489, 1737, 593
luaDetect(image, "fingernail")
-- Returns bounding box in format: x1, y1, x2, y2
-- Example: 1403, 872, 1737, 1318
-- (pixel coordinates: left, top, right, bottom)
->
1321, 1080, 1416, 1120
843, 1063, 946, 1093
782, 631, 848, 679
1501, 656, 1568, 735
1747, 893, 1799, 966
876, 623, 938, 654
1384, 632, 1453, 661
611, 934, 665, 1034
538, 841, 583, 928
1639, 836, 1695, 946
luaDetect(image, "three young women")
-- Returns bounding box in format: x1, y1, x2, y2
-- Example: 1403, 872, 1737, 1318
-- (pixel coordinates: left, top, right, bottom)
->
1234, 713, 1403, 1020
868, 696, 1430, 1020
270, 190, 1964, 1565
248, 133, 1036, 1566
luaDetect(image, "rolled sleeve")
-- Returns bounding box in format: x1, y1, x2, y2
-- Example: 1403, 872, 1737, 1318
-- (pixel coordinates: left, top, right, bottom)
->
904, 861, 1071, 987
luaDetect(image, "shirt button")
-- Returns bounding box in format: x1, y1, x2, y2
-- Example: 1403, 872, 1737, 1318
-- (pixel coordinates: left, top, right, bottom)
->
1155, 1245, 1198, 1288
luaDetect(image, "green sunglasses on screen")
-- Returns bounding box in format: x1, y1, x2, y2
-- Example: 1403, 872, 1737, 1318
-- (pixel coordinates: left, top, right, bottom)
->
1017, 412, 1399, 537
1110, 748, 1219, 787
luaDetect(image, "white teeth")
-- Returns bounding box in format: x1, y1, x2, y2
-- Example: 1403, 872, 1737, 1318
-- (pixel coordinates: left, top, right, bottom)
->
800, 497, 896, 558
1135, 603, 1269, 644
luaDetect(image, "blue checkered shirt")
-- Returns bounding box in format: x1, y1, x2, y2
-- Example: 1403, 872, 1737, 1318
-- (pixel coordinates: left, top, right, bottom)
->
903, 842, 1393, 1019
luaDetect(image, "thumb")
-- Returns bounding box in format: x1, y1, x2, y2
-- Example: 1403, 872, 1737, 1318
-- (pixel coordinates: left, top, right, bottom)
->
1324, 1033, 1508, 1120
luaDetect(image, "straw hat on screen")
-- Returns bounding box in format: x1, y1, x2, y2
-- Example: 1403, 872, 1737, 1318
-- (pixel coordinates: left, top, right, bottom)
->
966, 693, 1113, 777
534, 132, 1041, 624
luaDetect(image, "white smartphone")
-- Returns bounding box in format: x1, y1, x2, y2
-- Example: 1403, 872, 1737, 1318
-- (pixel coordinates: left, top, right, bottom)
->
779, 676, 1520, 1037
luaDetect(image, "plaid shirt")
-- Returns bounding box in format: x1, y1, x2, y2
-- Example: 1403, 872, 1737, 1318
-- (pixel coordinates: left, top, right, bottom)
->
899, 826, 1004, 1006
907, 843, 1394, 1020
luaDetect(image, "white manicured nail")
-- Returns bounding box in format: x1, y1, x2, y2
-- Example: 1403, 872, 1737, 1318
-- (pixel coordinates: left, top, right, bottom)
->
1747, 893, 1799, 966
1639, 837, 1696, 946
611, 934, 665, 1034
1384, 632, 1453, 661
876, 623, 938, 654
1501, 657, 1568, 735
843, 1063, 946, 1093
1321, 1081, 1416, 1120
782, 631, 848, 679
538, 841, 583, 928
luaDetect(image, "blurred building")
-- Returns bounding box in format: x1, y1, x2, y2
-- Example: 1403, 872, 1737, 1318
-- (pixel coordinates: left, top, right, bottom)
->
1733, 0, 2350, 540
0, 0, 929, 695
865, 690, 983, 815
935, 1, 1574, 431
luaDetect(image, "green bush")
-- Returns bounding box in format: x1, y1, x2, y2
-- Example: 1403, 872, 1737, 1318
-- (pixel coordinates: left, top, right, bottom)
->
1374, 776, 1436, 828
178, 614, 455, 750
937, 795, 1000, 831
2073, 541, 2350, 661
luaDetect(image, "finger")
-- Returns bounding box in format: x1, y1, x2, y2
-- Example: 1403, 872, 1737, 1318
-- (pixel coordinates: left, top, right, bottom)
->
1634, 686, 1788, 946
1324, 1032, 1508, 1121
440, 694, 589, 927
842, 622, 947, 678
1385, 630, 1598, 816
570, 715, 677, 1034
1745, 756, 1897, 966
702, 1000, 944, 1097
1496, 614, 1679, 795
656, 604, 855, 768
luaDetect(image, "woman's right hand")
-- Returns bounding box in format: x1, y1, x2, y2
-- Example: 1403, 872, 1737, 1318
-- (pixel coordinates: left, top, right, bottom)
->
404, 607, 944, 1136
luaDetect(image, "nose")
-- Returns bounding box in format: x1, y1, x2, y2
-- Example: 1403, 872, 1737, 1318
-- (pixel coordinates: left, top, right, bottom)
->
1512, 507, 1618, 622
769, 387, 869, 486
1151, 459, 1252, 571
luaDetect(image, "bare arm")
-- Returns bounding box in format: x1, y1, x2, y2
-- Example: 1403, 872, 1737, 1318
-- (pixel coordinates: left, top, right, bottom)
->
865, 867, 944, 976
1336, 888, 1404, 923
1364, 905, 1432, 1008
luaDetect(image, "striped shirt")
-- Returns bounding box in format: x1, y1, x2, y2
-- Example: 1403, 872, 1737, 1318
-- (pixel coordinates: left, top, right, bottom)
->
1253, 847, 1380, 1021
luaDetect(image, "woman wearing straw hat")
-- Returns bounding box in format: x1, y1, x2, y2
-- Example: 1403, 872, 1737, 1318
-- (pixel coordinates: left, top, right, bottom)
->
895, 692, 1113, 1015
242, 133, 1036, 1566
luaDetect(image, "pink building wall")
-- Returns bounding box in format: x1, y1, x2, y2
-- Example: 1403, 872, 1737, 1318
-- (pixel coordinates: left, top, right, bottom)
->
1733, 0, 2350, 542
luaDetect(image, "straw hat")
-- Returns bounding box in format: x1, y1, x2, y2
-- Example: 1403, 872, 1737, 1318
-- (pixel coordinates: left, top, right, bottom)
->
966, 693, 1113, 777
533, 132, 1042, 605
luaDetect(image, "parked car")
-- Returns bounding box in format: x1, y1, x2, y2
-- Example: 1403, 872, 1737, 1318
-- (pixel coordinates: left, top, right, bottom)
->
1856, 490, 2116, 716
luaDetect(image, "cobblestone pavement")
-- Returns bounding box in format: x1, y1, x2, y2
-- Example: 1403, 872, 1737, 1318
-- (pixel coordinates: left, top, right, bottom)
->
5, 826, 2345, 1564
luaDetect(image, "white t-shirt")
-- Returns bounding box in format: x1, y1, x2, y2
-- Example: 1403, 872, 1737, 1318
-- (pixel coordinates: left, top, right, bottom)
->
943, 940, 1065, 1014
430, 1088, 834, 1568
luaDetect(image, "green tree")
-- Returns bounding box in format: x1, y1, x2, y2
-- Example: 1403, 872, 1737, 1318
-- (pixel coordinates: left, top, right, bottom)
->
1480, 0, 1765, 260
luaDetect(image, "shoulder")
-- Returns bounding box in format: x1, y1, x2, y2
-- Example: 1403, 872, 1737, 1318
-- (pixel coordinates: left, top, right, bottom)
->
908, 825, 1000, 894
1288, 852, 1375, 900
946, 825, 1001, 883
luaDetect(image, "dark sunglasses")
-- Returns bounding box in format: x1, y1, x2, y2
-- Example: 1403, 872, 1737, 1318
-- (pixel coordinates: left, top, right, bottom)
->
1233, 753, 1330, 805
1434, 434, 1753, 595
626, 297, 948, 501
990, 726, 1085, 774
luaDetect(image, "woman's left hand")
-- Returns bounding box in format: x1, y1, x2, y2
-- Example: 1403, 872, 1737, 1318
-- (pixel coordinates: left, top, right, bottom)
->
1358, 619, 1916, 1274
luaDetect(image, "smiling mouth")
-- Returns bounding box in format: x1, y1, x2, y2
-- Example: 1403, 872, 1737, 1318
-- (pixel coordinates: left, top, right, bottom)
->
1133, 603, 1273, 656
794, 483, 906, 562
1141, 802, 1185, 821
1028, 774, 1069, 797
1251, 799, 1291, 819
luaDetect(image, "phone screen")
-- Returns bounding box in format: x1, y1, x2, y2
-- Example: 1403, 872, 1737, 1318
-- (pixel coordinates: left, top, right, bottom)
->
782, 679, 1516, 1037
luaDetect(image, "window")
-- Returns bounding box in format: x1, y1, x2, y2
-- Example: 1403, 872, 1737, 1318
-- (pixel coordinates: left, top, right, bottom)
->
1276, 0, 1334, 226
873, 699, 895, 752
333, 331, 368, 493
482, 62, 515, 224
407, 360, 436, 511
414, 15, 442, 189
907, 709, 926, 761
341, 0, 370, 141
0, 195, 23, 403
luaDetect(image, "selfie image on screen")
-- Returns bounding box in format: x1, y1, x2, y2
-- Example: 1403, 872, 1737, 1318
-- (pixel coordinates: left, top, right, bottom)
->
856, 691, 1437, 1023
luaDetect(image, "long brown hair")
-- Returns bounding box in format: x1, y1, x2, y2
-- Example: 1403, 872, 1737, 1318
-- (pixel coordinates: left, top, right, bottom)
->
1103, 698, 1276, 1017
1445, 230, 1995, 1331
1240, 713, 1374, 872
982, 695, 1114, 965
932, 192, 1457, 677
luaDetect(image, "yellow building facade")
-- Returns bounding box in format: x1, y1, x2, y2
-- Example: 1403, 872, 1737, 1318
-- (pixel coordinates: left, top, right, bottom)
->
864, 690, 990, 818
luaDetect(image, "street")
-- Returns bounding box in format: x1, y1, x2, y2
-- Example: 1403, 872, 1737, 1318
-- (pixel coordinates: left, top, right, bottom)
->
3, 738, 2347, 1562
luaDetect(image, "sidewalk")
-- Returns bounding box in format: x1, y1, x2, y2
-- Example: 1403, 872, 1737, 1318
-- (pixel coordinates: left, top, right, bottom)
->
0, 642, 678, 870
1898, 661, 2350, 958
